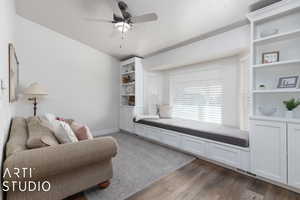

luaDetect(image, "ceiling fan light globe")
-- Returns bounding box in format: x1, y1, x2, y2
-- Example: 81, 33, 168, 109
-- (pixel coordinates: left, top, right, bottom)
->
114, 22, 131, 33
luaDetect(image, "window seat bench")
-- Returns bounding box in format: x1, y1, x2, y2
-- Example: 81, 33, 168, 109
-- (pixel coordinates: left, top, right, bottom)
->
135, 118, 249, 148
133, 118, 250, 171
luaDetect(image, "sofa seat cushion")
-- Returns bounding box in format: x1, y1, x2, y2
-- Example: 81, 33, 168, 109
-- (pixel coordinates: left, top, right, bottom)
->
26, 117, 59, 149
135, 118, 249, 147
6, 117, 28, 157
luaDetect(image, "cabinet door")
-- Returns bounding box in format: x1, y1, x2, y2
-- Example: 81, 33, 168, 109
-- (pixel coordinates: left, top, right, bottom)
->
119, 108, 127, 131
181, 135, 207, 157
161, 130, 180, 147
288, 123, 300, 189
120, 107, 134, 133
146, 127, 162, 142
208, 143, 241, 169
250, 120, 287, 183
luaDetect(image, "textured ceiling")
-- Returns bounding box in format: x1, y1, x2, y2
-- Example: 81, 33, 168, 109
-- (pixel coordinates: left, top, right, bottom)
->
16, 0, 253, 59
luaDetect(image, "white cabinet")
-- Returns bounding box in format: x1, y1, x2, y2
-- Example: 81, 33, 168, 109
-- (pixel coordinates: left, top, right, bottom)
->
135, 124, 147, 137
134, 123, 250, 171
161, 130, 181, 147
146, 127, 162, 142
288, 123, 300, 189
250, 120, 287, 183
120, 107, 134, 133
208, 143, 242, 168
181, 135, 207, 157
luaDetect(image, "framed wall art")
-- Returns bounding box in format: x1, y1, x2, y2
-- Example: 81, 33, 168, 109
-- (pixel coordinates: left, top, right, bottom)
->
8, 43, 19, 102
276, 75, 299, 89
262, 51, 279, 64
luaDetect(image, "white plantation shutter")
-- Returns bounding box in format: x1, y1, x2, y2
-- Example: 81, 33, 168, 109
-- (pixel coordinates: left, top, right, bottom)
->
172, 79, 224, 124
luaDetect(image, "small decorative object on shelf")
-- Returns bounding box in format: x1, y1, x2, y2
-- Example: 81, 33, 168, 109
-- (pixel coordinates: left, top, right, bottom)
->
258, 105, 277, 116
258, 84, 266, 90
260, 28, 279, 38
126, 85, 134, 94
283, 98, 300, 118
129, 64, 135, 72
262, 51, 279, 64
128, 96, 135, 106
276, 75, 299, 89
122, 75, 130, 84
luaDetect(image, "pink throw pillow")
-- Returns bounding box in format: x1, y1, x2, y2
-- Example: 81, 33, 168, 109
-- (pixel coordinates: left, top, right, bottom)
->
75, 125, 93, 141
70, 121, 94, 141
70, 122, 82, 132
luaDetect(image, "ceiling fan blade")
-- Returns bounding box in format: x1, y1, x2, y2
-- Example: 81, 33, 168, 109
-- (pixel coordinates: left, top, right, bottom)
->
131, 13, 158, 24
84, 18, 115, 23
111, 0, 123, 19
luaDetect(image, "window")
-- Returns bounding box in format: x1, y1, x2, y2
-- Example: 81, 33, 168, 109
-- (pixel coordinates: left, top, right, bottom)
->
172, 79, 224, 124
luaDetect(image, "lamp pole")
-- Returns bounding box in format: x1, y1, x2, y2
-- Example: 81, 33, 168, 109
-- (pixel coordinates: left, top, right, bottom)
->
28, 97, 37, 116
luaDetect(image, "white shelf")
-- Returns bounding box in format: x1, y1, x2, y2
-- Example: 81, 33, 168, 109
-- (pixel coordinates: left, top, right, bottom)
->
120, 105, 135, 108
253, 89, 300, 94
253, 28, 300, 45
250, 115, 300, 123
122, 82, 135, 86
121, 94, 135, 96
253, 59, 300, 68
122, 71, 135, 75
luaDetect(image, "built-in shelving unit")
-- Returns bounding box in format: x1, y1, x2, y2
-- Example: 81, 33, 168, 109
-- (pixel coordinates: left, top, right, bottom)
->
248, 1, 300, 120
120, 60, 136, 107
247, 0, 300, 189
119, 57, 144, 133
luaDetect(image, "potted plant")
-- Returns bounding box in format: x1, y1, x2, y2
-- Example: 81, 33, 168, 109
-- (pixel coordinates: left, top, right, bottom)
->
283, 98, 300, 118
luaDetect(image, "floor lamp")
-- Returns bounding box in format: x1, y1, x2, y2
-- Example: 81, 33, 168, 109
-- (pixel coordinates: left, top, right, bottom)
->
23, 83, 48, 116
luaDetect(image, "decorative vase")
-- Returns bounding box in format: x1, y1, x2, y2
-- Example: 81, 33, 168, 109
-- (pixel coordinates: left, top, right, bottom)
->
286, 111, 294, 118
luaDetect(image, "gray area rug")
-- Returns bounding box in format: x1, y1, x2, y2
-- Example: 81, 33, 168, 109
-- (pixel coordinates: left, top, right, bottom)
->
85, 132, 195, 200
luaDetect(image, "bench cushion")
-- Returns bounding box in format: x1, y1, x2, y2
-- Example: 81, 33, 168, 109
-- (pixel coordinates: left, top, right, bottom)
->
135, 118, 249, 147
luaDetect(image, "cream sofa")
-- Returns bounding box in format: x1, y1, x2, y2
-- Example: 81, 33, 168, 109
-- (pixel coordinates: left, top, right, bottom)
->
3, 117, 118, 200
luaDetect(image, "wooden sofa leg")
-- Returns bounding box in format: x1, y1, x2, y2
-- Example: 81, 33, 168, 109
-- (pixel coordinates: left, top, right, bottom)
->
98, 180, 110, 189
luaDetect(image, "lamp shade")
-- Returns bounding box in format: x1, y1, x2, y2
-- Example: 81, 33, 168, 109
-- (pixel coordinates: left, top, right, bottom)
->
23, 82, 48, 96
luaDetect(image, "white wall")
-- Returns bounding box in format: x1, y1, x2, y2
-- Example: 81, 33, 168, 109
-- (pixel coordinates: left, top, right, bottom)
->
143, 25, 250, 70
0, 0, 16, 197
15, 16, 120, 133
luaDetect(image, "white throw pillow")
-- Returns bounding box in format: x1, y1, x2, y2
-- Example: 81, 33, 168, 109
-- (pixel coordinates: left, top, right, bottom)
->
41, 119, 78, 144
159, 105, 173, 118
52, 121, 78, 144
42, 113, 56, 123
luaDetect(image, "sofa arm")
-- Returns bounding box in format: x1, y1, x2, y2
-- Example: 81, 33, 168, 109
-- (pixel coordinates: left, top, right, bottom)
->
4, 136, 118, 182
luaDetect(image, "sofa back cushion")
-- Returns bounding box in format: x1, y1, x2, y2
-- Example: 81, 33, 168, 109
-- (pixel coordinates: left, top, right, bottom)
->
26, 117, 59, 149
6, 117, 28, 157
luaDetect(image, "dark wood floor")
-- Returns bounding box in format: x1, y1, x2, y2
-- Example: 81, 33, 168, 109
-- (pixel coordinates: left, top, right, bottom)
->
70, 159, 300, 200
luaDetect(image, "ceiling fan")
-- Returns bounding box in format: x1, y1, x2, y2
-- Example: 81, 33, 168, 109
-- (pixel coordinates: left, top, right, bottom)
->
85, 0, 158, 34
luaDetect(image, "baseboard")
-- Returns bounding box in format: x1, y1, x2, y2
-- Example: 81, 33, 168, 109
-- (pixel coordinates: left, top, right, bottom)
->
92, 128, 120, 136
